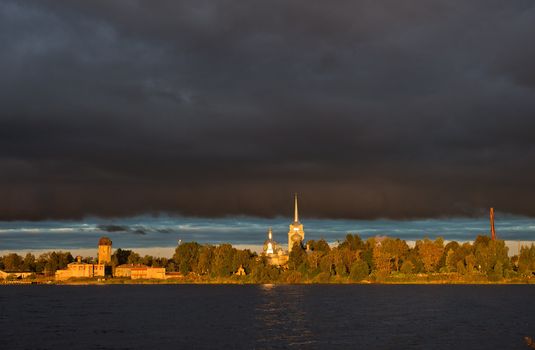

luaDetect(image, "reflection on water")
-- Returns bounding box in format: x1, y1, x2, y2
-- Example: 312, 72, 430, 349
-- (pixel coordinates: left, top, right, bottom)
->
0, 285, 534, 349
255, 285, 315, 348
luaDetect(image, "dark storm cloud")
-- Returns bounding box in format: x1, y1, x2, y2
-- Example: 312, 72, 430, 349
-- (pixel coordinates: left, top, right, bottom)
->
1, 0, 535, 220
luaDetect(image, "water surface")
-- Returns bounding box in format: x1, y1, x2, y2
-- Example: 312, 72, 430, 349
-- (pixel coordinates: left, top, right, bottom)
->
0, 285, 533, 349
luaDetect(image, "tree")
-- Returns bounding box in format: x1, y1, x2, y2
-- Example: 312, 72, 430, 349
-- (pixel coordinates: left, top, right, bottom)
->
406, 248, 424, 273
373, 242, 392, 275
32, 251, 73, 275
381, 238, 409, 272
197, 245, 214, 275
22, 253, 36, 272
3, 253, 23, 271
332, 247, 349, 276
361, 239, 375, 271
339, 234, 365, 251
518, 244, 535, 275
400, 260, 414, 274
308, 239, 331, 254
416, 238, 444, 273
488, 261, 504, 281
441, 241, 460, 271
445, 242, 471, 272
212, 244, 236, 277
319, 254, 333, 274
288, 243, 307, 270
127, 252, 141, 264
173, 242, 201, 275
233, 249, 254, 274
307, 251, 322, 271
456, 260, 466, 275
465, 254, 477, 273
349, 260, 370, 281
112, 248, 133, 267
473, 236, 510, 276
251, 259, 280, 283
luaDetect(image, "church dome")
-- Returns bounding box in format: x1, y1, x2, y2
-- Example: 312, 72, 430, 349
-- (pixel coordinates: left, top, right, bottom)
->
98, 236, 112, 246
263, 227, 279, 254
263, 238, 277, 246
263, 239, 278, 253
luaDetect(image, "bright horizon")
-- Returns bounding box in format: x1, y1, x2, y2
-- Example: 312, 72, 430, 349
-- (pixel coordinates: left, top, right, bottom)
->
1, 213, 534, 256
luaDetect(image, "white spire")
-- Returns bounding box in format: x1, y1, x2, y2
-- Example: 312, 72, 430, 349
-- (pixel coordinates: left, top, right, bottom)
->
268, 227, 272, 240
294, 193, 299, 223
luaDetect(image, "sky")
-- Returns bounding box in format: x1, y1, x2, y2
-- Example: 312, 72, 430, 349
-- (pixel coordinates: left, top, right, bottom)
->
1, 214, 534, 257
1, 1, 535, 222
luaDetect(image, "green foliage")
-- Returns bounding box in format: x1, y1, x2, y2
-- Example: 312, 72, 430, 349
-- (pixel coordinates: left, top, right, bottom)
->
6, 274, 19, 281
518, 244, 535, 275
284, 270, 302, 283
465, 254, 477, 273
197, 245, 214, 274
373, 242, 392, 274
3, 253, 23, 271
400, 260, 414, 274
1, 235, 525, 284
339, 234, 365, 251
40, 251, 73, 275
212, 244, 236, 277
127, 252, 141, 265
319, 255, 333, 274
416, 237, 444, 273
471, 235, 510, 277
349, 260, 370, 281
456, 260, 466, 275
288, 243, 307, 270
173, 242, 201, 275
307, 239, 331, 253
488, 261, 504, 281
112, 248, 133, 267
251, 262, 280, 283
332, 248, 349, 276
314, 272, 331, 283
22, 253, 36, 272
382, 238, 409, 272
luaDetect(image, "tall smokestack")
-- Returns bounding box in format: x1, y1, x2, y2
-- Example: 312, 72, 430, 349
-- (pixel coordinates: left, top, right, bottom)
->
490, 207, 496, 241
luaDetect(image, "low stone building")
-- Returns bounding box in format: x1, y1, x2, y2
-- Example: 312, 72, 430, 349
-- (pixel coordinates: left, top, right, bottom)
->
114, 264, 166, 280
0, 270, 33, 279
55, 256, 105, 280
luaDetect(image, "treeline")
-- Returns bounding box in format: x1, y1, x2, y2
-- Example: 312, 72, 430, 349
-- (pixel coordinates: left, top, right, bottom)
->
170, 235, 535, 283
0, 249, 170, 276
0, 251, 74, 275
110, 248, 172, 269
2, 235, 535, 283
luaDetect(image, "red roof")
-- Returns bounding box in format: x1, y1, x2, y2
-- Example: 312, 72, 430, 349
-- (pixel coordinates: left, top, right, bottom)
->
98, 237, 112, 246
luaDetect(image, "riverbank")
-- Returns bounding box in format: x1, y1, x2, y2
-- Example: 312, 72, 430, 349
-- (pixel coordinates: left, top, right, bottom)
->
5, 274, 535, 285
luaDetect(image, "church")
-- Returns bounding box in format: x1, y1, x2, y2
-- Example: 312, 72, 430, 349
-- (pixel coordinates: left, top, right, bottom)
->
262, 194, 305, 265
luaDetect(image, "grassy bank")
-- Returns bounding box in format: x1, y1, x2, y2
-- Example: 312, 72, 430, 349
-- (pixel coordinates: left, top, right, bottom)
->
11, 273, 534, 285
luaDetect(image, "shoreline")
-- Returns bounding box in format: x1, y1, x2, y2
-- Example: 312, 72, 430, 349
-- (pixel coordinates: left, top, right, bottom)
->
3, 277, 535, 286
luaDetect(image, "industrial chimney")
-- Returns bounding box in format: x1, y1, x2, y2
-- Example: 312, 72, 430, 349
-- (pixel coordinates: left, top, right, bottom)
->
490, 208, 496, 241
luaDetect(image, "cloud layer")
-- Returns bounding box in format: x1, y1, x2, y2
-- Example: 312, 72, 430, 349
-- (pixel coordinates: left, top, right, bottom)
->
1, 1, 535, 220
1, 215, 534, 252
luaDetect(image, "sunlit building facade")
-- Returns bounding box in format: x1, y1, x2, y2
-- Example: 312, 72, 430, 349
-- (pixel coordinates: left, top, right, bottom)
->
288, 193, 305, 253
114, 264, 166, 279
55, 256, 105, 280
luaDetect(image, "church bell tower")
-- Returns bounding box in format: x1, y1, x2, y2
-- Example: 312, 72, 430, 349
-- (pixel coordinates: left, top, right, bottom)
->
288, 194, 305, 253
